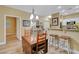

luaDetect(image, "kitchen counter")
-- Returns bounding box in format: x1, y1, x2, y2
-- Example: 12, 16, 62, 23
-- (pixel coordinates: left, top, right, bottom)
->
49, 29, 79, 32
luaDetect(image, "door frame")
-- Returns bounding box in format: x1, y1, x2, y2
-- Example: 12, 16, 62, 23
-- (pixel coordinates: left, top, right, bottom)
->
4, 15, 21, 44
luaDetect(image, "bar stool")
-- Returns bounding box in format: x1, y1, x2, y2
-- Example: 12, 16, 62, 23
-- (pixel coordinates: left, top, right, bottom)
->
50, 34, 60, 50
59, 35, 72, 54
50, 34, 55, 46
54, 35, 59, 50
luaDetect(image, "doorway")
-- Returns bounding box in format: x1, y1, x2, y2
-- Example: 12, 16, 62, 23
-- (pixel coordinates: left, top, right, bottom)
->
5, 15, 21, 44
6, 16, 17, 43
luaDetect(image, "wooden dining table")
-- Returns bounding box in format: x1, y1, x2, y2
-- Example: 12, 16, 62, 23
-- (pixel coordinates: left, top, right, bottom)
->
22, 36, 48, 54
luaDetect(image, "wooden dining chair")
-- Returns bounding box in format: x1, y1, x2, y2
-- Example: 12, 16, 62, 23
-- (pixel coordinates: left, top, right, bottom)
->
24, 30, 31, 40
36, 32, 47, 54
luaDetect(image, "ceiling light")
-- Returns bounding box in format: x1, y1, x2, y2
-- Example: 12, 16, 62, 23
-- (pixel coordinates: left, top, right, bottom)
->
58, 6, 62, 9
48, 15, 52, 18
30, 8, 39, 20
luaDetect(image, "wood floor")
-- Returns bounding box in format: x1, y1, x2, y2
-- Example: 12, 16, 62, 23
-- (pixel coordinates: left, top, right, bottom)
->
0, 39, 23, 54
0, 39, 67, 54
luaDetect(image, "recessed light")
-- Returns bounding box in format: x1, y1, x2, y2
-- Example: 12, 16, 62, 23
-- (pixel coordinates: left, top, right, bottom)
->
58, 6, 62, 9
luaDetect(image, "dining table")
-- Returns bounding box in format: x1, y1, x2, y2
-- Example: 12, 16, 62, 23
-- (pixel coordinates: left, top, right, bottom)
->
22, 32, 48, 54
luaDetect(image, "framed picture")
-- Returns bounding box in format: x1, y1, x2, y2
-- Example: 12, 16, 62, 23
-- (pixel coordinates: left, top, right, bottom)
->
52, 17, 58, 26
23, 20, 30, 27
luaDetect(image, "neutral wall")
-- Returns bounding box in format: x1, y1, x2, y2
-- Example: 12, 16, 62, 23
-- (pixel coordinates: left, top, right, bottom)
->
0, 6, 30, 44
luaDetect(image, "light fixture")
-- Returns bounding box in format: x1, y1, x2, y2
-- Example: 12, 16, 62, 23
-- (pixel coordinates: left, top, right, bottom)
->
58, 6, 62, 9
48, 15, 52, 18
30, 8, 39, 20
30, 14, 34, 19
36, 15, 39, 19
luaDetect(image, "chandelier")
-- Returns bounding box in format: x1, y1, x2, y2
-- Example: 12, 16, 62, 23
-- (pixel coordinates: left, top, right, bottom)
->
30, 8, 39, 27
30, 8, 39, 20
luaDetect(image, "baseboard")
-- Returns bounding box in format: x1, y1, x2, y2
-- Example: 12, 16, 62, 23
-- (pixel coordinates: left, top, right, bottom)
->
0, 41, 6, 45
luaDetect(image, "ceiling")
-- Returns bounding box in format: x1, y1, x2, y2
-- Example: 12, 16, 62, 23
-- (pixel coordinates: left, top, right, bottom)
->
6, 5, 79, 16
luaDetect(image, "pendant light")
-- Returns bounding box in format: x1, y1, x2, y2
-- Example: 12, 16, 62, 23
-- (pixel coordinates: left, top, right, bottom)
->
30, 8, 39, 20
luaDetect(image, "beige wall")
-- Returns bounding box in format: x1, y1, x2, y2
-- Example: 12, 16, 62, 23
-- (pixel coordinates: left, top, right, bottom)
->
0, 6, 30, 44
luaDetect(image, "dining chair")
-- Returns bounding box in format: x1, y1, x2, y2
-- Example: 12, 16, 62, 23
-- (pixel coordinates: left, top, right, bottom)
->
36, 32, 47, 54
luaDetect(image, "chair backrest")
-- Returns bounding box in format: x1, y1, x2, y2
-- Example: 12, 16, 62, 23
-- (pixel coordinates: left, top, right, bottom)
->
37, 32, 46, 43
24, 30, 31, 41
36, 32, 47, 53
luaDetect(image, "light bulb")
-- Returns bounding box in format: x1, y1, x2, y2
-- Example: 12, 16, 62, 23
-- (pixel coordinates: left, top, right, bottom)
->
30, 14, 34, 19
36, 15, 39, 19
58, 6, 62, 9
